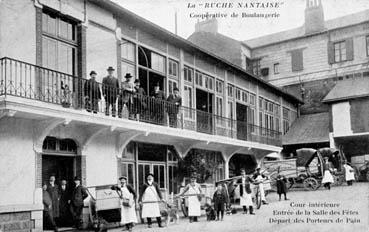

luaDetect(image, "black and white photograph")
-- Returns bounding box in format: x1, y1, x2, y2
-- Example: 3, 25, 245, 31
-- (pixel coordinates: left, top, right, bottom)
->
0, 0, 368, 231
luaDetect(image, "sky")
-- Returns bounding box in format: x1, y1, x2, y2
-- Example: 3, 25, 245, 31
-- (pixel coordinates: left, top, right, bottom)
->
112, 0, 369, 41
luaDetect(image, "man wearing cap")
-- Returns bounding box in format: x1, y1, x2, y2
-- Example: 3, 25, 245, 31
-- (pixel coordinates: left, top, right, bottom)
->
70, 177, 88, 229
132, 79, 147, 120
118, 73, 135, 118
166, 87, 182, 128
151, 84, 165, 124
84, 71, 101, 114
252, 167, 268, 204
237, 169, 255, 215
102, 67, 119, 116
138, 174, 164, 228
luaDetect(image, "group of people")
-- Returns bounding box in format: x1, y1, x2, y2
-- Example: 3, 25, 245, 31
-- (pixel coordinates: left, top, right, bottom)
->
322, 157, 356, 189
83, 67, 182, 127
42, 176, 88, 232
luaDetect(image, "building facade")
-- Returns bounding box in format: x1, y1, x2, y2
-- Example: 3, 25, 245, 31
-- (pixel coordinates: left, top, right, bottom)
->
0, 0, 300, 230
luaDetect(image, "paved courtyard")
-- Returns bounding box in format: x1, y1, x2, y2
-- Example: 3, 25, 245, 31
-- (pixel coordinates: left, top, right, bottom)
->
104, 183, 368, 232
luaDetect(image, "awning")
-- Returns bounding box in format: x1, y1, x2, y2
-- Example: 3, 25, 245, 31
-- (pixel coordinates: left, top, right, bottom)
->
282, 112, 330, 145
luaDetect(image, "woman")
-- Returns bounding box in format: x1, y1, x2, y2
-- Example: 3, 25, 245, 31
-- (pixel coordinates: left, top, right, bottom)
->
343, 160, 355, 186
116, 176, 137, 231
138, 174, 164, 228
176, 173, 202, 222
237, 169, 255, 215
322, 157, 334, 190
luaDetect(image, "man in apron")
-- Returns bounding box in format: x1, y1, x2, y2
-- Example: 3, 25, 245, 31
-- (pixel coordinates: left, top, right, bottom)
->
138, 174, 164, 228
252, 167, 268, 204
176, 173, 202, 222
237, 169, 255, 215
117, 176, 137, 232
343, 160, 355, 186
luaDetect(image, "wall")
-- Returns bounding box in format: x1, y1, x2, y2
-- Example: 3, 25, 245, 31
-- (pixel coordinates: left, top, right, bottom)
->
350, 98, 369, 133
332, 102, 352, 136
0, 0, 36, 63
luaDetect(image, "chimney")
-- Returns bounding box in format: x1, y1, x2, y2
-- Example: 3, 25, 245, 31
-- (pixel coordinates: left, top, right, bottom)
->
195, 18, 218, 34
304, 0, 325, 34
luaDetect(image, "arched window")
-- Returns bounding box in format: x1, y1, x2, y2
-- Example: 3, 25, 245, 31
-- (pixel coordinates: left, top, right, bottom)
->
42, 136, 77, 153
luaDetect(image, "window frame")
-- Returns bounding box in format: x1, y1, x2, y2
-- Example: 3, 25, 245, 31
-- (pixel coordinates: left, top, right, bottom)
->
366, 35, 369, 57
334, 41, 347, 63
273, 63, 280, 74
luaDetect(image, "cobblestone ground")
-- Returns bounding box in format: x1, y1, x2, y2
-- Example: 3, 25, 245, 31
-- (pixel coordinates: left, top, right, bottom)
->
100, 183, 368, 232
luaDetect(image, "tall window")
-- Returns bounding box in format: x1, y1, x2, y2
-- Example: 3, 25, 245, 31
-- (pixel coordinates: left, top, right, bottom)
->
184, 85, 193, 118
274, 63, 279, 74
366, 35, 369, 57
216, 97, 223, 116
283, 107, 290, 134
242, 91, 248, 103
121, 40, 136, 78
227, 84, 234, 98
236, 88, 241, 100
168, 79, 178, 95
42, 11, 77, 75
195, 71, 203, 86
151, 52, 165, 73
216, 80, 224, 94
184, 66, 193, 82
251, 59, 261, 76
334, 41, 347, 62
168, 59, 178, 77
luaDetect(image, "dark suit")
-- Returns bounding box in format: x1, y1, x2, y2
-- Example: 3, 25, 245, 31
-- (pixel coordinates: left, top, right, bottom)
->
84, 79, 101, 113
102, 76, 119, 116
43, 190, 57, 230
151, 90, 166, 124
70, 185, 88, 228
59, 186, 72, 226
166, 94, 182, 128
132, 87, 147, 116
237, 176, 253, 196
47, 184, 60, 219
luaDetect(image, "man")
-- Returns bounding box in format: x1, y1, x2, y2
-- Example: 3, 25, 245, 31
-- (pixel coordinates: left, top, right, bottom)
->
236, 169, 255, 215
118, 73, 135, 118
252, 167, 268, 204
84, 71, 101, 113
47, 176, 60, 224
70, 177, 88, 229
151, 84, 165, 124
102, 67, 119, 117
43, 183, 58, 232
58, 180, 72, 226
166, 87, 182, 128
132, 79, 147, 120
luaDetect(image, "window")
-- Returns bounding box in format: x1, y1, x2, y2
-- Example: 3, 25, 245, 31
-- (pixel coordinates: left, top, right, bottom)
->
274, 63, 280, 74
184, 66, 193, 82
283, 107, 290, 134
151, 52, 165, 73
275, 118, 280, 133
242, 91, 248, 103
249, 108, 255, 132
252, 59, 261, 76
121, 40, 135, 62
259, 97, 263, 110
216, 80, 223, 94
168, 59, 178, 77
168, 79, 178, 95
195, 71, 203, 86
228, 101, 233, 119
250, 94, 256, 105
121, 163, 135, 189
206, 76, 214, 90
291, 49, 303, 72
216, 97, 223, 117
236, 89, 241, 100
366, 36, 369, 57
334, 41, 347, 62
184, 85, 193, 118
227, 84, 234, 98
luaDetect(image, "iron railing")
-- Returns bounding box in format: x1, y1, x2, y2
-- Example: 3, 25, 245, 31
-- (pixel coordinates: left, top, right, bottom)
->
0, 57, 282, 146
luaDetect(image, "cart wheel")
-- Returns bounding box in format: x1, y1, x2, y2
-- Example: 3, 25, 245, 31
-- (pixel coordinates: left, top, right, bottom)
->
286, 178, 295, 189
303, 177, 319, 191
180, 199, 188, 217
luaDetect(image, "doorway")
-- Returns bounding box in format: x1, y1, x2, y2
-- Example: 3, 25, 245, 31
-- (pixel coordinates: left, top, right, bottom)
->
42, 155, 75, 185
236, 103, 248, 140
196, 88, 213, 134
138, 68, 165, 96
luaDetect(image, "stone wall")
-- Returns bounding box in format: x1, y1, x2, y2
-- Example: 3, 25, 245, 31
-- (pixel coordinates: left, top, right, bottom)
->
0, 212, 34, 232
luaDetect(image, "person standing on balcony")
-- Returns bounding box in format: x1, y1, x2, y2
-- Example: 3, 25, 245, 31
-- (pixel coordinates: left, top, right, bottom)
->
138, 174, 164, 228
132, 79, 147, 120
70, 176, 88, 229
43, 183, 58, 232
47, 175, 60, 224
151, 83, 165, 124
119, 73, 135, 118
237, 169, 255, 215
84, 71, 101, 114
166, 87, 182, 128
102, 67, 119, 117
176, 173, 202, 223
252, 167, 268, 205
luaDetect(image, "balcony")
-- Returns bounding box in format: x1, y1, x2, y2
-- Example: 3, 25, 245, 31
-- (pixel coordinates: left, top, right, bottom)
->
0, 57, 281, 146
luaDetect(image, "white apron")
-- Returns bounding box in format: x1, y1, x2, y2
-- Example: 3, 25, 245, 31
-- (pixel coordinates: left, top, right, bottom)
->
120, 186, 137, 224
187, 183, 201, 216
344, 164, 355, 181
141, 185, 161, 218
240, 179, 253, 207
322, 170, 334, 183
254, 175, 266, 201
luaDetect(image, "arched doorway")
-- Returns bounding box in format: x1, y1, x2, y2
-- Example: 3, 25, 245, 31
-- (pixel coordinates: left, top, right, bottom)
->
228, 154, 257, 177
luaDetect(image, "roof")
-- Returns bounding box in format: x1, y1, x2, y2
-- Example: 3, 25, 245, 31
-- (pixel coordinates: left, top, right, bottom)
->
323, 78, 369, 103
282, 112, 329, 145
188, 32, 243, 67
244, 9, 369, 48
88, 0, 302, 104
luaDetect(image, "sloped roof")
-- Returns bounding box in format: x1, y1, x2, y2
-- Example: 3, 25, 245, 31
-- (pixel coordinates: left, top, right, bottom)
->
323, 78, 369, 103
188, 31, 244, 67
244, 9, 369, 48
282, 112, 329, 145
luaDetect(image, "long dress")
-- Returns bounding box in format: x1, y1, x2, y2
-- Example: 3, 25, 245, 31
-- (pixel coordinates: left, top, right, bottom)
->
47, 184, 60, 218
120, 186, 138, 224
343, 164, 355, 181
187, 183, 201, 217
141, 185, 161, 218
239, 178, 253, 207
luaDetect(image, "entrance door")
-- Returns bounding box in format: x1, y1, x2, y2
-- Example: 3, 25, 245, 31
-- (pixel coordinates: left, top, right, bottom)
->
138, 163, 166, 193
42, 155, 75, 186
236, 103, 248, 140
196, 88, 213, 134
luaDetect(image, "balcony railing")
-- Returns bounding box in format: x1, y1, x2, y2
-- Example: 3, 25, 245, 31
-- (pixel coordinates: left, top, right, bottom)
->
0, 57, 282, 146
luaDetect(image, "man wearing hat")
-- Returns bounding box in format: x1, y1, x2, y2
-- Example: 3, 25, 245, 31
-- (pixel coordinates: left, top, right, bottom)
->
102, 67, 119, 116
58, 179, 72, 226
132, 79, 147, 120
70, 177, 88, 229
166, 87, 182, 128
84, 71, 101, 114
118, 73, 135, 118
176, 173, 202, 222
151, 83, 165, 124
252, 167, 268, 204
138, 174, 164, 228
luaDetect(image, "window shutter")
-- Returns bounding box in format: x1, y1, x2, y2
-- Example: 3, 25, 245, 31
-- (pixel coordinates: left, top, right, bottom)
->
346, 38, 354, 61
327, 41, 335, 64
291, 49, 303, 72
